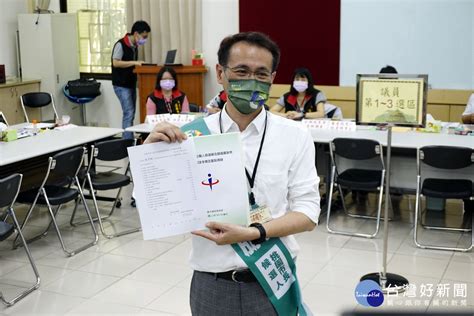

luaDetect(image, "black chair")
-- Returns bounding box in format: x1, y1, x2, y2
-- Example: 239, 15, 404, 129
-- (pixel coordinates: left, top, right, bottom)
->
326, 108, 337, 119
189, 103, 200, 113
0, 174, 40, 306
414, 146, 473, 252
326, 138, 386, 238
15, 147, 98, 256
20, 92, 59, 123
70, 138, 140, 238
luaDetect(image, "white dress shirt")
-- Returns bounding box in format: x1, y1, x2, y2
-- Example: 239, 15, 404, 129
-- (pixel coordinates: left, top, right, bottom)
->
189, 105, 320, 272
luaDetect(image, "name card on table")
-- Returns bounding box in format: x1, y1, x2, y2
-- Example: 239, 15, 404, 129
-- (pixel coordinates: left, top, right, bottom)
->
145, 114, 197, 127
302, 119, 356, 131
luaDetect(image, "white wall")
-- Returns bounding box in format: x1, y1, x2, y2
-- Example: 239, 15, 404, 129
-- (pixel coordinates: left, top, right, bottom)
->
0, 0, 27, 78
85, 80, 125, 128
202, 0, 239, 103
0, 0, 60, 78
340, 0, 474, 89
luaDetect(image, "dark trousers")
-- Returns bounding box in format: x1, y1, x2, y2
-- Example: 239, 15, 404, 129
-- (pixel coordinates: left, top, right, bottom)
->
190, 271, 278, 316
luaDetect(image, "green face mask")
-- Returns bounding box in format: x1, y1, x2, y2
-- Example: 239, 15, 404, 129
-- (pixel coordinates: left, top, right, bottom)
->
226, 79, 271, 114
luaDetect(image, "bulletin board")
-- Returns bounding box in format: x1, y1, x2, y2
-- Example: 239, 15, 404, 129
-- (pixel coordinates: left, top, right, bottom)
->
356, 74, 428, 127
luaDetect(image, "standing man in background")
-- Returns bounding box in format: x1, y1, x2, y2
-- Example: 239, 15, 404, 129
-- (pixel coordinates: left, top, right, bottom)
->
112, 20, 151, 139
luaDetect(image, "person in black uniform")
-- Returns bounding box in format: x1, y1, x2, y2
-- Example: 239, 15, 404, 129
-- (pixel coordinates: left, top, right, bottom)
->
270, 68, 327, 120
145, 66, 190, 115
112, 20, 150, 139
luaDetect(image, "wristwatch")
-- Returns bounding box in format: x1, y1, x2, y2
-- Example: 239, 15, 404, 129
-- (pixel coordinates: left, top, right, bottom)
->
249, 222, 267, 245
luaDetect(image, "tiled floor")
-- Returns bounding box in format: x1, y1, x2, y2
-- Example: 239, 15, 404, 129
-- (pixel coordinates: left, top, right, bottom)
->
0, 172, 472, 315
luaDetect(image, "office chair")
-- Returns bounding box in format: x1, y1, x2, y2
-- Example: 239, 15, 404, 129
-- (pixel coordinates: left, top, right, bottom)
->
326, 138, 386, 238
20, 92, 59, 123
15, 147, 98, 256
414, 145, 473, 252
70, 138, 140, 239
326, 108, 337, 119
0, 174, 40, 307
188, 103, 200, 113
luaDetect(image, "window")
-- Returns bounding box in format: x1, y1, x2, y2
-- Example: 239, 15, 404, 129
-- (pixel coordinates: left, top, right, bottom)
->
67, 0, 126, 73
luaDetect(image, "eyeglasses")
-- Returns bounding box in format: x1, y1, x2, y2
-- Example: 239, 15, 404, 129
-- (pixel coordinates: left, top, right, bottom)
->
225, 66, 272, 81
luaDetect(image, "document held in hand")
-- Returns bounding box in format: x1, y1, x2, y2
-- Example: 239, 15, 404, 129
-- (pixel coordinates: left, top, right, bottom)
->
128, 132, 249, 240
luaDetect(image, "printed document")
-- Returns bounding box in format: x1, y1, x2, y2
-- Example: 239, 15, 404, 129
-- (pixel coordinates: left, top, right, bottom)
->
128, 133, 248, 240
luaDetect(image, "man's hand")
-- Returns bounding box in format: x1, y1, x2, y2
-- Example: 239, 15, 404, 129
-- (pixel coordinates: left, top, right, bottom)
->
144, 122, 187, 144
192, 222, 259, 245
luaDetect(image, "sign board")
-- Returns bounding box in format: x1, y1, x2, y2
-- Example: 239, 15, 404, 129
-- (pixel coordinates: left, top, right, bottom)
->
302, 119, 356, 131
356, 74, 428, 127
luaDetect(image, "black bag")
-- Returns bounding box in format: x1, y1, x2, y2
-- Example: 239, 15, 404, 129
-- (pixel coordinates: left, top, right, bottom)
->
67, 78, 101, 98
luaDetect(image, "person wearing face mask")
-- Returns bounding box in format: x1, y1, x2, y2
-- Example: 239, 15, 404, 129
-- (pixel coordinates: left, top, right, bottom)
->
205, 90, 227, 114
144, 32, 319, 315
112, 20, 151, 139
145, 66, 190, 115
271, 68, 329, 120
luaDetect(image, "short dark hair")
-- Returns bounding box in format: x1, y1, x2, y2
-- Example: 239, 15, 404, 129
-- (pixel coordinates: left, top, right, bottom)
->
379, 65, 398, 74
289, 68, 317, 96
131, 21, 151, 34
155, 66, 178, 91
217, 32, 280, 72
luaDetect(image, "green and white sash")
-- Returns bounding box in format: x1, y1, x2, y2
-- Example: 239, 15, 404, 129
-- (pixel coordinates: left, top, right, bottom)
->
232, 239, 312, 316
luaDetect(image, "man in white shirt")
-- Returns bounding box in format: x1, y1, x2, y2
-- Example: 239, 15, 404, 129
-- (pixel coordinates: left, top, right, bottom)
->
461, 93, 474, 124
145, 32, 320, 315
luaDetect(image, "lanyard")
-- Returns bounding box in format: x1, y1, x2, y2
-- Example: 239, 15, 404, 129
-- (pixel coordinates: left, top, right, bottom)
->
295, 94, 307, 113
165, 98, 181, 114
219, 110, 268, 206
165, 99, 172, 114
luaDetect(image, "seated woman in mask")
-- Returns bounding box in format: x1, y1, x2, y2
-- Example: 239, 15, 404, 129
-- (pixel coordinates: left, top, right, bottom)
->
270, 67, 332, 120
146, 66, 190, 115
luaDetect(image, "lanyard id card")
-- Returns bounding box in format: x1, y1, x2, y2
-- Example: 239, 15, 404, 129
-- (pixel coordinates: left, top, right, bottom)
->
249, 203, 273, 224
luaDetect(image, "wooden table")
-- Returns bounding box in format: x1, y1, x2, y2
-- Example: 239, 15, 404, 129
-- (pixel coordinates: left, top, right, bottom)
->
134, 65, 208, 123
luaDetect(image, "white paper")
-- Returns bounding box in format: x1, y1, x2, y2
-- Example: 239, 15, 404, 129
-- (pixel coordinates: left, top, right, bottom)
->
193, 133, 249, 226
302, 119, 356, 131
25, 122, 55, 129
128, 140, 206, 239
145, 114, 196, 127
128, 133, 249, 240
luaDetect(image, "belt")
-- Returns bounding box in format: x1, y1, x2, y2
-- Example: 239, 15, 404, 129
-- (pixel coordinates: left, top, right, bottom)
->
206, 269, 257, 283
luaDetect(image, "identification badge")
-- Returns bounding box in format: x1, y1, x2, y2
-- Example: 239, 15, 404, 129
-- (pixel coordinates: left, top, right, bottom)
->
249, 204, 272, 224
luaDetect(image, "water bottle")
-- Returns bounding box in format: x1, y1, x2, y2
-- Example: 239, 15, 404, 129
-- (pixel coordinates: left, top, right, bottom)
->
31, 119, 39, 135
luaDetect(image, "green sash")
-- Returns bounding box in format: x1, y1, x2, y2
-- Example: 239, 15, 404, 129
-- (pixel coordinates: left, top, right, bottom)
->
232, 239, 312, 316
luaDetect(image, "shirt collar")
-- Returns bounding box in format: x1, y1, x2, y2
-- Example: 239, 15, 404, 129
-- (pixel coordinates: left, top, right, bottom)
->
123, 34, 136, 48
220, 103, 267, 134
287, 93, 311, 106
153, 89, 182, 99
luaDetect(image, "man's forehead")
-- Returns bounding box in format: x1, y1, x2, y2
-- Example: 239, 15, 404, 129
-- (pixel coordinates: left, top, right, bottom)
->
227, 42, 273, 69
